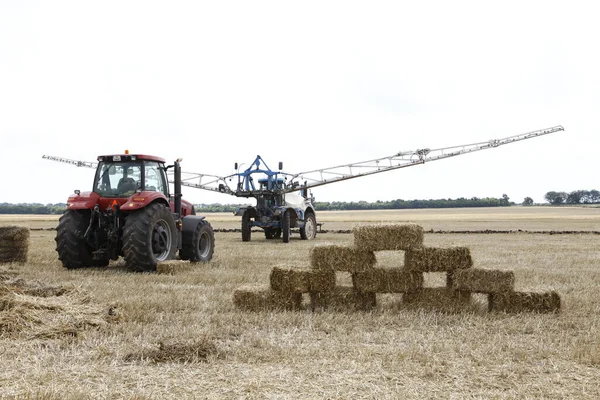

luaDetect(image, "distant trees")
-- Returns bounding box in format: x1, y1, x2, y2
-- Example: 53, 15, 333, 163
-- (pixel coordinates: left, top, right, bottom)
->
314, 196, 514, 211
544, 190, 600, 205
544, 191, 568, 205
0, 203, 66, 214
522, 197, 534, 206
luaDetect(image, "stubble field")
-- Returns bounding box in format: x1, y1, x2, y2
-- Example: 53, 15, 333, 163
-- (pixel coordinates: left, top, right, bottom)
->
1, 207, 600, 399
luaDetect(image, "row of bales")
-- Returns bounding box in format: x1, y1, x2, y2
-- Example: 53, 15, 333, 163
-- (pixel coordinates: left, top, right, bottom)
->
234, 224, 561, 313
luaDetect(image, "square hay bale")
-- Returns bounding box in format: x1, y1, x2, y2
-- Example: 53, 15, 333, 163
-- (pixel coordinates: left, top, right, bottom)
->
233, 285, 302, 312
353, 224, 424, 252
451, 269, 515, 293
0, 226, 30, 242
156, 260, 194, 275
403, 287, 473, 313
404, 246, 472, 272
352, 268, 423, 293
488, 291, 561, 313
270, 267, 336, 293
309, 244, 376, 272
309, 286, 377, 311
0, 227, 29, 264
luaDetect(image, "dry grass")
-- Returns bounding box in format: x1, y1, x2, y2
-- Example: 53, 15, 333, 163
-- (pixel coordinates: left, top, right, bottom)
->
1, 208, 600, 399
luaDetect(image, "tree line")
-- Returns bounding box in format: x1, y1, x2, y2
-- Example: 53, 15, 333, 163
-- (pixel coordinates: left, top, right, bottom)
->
542, 190, 600, 205
1, 191, 597, 214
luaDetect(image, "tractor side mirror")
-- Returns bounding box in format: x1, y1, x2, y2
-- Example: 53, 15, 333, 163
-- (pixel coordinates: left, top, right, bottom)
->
234, 162, 238, 170
278, 162, 283, 170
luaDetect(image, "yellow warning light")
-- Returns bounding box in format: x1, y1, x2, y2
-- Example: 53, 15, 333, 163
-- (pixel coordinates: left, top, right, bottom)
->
124, 150, 130, 154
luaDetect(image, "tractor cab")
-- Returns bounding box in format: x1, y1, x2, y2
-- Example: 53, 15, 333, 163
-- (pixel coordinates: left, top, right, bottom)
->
258, 177, 285, 192
93, 153, 169, 198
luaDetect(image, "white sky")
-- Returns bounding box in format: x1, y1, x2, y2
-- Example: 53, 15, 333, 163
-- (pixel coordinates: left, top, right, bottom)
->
1, 1, 597, 205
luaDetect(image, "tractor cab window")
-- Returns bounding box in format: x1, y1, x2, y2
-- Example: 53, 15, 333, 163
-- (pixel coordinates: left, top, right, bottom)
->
94, 162, 142, 197
144, 161, 167, 195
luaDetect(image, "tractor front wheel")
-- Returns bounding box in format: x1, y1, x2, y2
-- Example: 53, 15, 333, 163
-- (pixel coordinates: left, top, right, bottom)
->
281, 210, 291, 243
188, 220, 215, 263
300, 212, 317, 240
122, 203, 176, 272
241, 211, 251, 242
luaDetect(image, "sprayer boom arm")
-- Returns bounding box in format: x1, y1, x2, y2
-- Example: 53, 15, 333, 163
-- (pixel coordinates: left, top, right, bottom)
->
287, 125, 564, 193
42, 125, 563, 196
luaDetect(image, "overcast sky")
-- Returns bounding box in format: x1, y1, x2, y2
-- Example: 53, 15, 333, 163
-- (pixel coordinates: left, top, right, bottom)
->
1, 1, 597, 205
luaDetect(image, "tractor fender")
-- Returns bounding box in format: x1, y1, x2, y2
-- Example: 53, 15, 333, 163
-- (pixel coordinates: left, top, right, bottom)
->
119, 191, 169, 211
181, 215, 207, 246
235, 206, 258, 218
65, 191, 100, 210
274, 206, 303, 227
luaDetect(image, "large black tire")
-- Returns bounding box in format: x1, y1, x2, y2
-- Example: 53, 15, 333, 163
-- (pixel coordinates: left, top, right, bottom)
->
55, 210, 107, 269
241, 211, 251, 242
264, 228, 274, 239
122, 203, 176, 272
273, 228, 282, 239
281, 210, 291, 243
300, 212, 317, 240
188, 220, 215, 262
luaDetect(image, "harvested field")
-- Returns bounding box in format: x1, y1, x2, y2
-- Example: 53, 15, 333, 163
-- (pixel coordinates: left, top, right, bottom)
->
0, 208, 599, 399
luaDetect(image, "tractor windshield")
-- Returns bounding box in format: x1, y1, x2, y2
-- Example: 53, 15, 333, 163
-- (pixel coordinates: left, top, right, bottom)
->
94, 160, 169, 197
94, 162, 142, 197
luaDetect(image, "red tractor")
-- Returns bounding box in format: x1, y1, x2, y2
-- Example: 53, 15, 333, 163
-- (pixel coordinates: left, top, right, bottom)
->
55, 152, 215, 272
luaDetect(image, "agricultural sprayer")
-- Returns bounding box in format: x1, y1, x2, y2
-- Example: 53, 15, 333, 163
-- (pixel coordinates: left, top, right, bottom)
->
44, 125, 564, 245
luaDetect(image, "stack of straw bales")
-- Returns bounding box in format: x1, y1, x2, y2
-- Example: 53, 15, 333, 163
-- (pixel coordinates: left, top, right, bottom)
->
233, 223, 561, 313
0, 226, 29, 264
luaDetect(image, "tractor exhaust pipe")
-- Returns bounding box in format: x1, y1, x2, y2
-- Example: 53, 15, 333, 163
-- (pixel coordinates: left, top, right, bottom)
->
174, 159, 182, 217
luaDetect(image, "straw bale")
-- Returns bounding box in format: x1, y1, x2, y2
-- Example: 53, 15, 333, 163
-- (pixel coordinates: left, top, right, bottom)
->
488, 291, 561, 313
451, 269, 515, 293
309, 269, 336, 292
353, 224, 424, 252
270, 267, 336, 293
270, 267, 310, 292
404, 246, 472, 272
233, 285, 302, 312
309, 286, 376, 311
403, 288, 472, 313
352, 268, 423, 293
309, 244, 376, 272
156, 260, 194, 275
0, 229, 29, 263
0, 226, 30, 242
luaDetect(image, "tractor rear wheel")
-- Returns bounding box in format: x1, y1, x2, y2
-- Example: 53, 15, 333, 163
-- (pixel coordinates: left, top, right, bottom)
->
55, 210, 103, 269
300, 212, 317, 240
122, 203, 176, 272
241, 211, 251, 242
282, 210, 291, 243
188, 220, 215, 263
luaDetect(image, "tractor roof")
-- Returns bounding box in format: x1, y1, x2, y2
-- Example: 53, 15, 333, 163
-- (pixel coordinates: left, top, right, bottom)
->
97, 154, 166, 163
